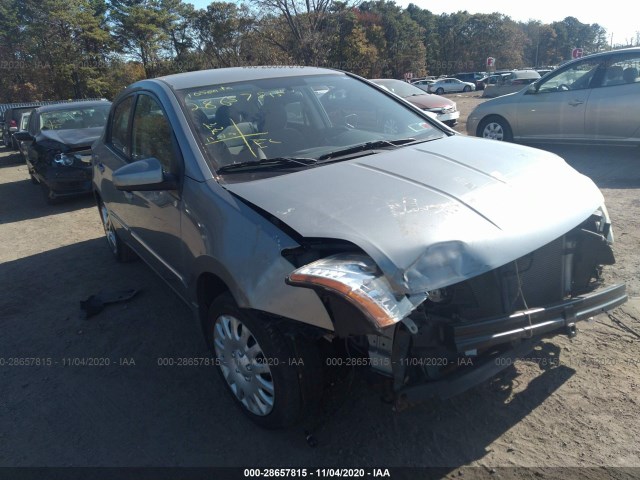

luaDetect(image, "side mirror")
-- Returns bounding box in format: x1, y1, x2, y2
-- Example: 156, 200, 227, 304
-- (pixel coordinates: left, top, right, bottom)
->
525, 83, 538, 94
113, 157, 178, 191
13, 131, 33, 142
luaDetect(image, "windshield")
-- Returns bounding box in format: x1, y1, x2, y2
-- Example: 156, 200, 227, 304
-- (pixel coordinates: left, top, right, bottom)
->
370, 79, 426, 98
177, 73, 445, 178
40, 104, 110, 131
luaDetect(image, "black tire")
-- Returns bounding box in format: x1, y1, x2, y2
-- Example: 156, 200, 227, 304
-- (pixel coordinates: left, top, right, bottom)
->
204, 292, 317, 429
463, 85, 471, 92
435, 87, 444, 95
477, 115, 513, 142
98, 200, 137, 262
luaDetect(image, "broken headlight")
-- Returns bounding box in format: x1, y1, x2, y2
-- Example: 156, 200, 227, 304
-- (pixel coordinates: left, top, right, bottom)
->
287, 253, 424, 329
53, 153, 74, 166
593, 205, 614, 244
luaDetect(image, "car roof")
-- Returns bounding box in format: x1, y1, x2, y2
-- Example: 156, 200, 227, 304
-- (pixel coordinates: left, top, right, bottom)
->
154, 66, 345, 90
509, 69, 540, 79
34, 100, 111, 113
557, 47, 640, 68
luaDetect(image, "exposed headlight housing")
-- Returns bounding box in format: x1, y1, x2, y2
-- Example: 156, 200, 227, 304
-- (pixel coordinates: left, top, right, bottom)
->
593, 205, 614, 243
287, 253, 426, 330
54, 153, 74, 166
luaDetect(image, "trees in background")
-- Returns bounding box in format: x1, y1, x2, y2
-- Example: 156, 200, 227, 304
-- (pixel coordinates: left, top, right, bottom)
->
0, 0, 633, 102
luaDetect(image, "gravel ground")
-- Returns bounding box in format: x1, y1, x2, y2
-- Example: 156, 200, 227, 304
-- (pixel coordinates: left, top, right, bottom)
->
0, 94, 638, 476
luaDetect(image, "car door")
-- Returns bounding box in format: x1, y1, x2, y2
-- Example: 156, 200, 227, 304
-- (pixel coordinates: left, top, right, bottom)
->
99, 93, 187, 297
444, 79, 455, 93
514, 57, 602, 141
585, 51, 640, 141
95, 94, 136, 236
126, 93, 187, 295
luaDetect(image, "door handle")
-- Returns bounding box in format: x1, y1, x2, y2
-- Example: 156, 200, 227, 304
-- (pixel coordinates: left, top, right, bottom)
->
568, 100, 584, 106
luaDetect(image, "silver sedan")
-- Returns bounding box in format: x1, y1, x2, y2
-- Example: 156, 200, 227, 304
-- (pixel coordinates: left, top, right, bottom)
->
467, 47, 640, 144
427, 78, 476, 94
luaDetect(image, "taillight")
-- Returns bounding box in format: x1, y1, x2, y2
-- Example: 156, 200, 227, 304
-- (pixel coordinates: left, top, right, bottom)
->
10, 120, 17, 127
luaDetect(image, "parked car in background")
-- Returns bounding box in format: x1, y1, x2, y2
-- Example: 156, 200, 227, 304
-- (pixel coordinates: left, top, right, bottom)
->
468, 47, 640, 143
482, 70, 542, 98
3, 106, 40, 149
478, 72, 510, 89
453, 72, 486, 90
535, 68, 554, 77
93, 66, 625, 429
427, 78, 475, 94
410, 76, 436, 84
410, 79, 435, 92
14, 100, 111, 203
370, 78, 459, 126
17, 110, 33, 161
504, 69, 541, 86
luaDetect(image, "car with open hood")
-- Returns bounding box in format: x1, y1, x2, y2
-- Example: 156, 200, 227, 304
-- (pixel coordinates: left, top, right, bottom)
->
15, 100, 111, 203
92, 67, 626, 429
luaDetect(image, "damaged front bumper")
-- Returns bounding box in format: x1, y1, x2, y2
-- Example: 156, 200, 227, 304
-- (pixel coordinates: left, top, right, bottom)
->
450, 283, 627, 353
44, 165, 93, 197
392, 283, 627, 408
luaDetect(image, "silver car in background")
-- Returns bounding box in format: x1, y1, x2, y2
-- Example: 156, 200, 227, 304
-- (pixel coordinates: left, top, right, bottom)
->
428, 78, 476, 94
468, 47, 640, 143
92, 67, 626, 429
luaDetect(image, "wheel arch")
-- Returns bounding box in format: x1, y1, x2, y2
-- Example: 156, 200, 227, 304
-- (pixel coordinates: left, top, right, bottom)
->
196, 271, 231, 333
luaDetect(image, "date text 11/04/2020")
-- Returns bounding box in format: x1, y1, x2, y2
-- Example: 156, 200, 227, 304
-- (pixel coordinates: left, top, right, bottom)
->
244, 468, 391, 477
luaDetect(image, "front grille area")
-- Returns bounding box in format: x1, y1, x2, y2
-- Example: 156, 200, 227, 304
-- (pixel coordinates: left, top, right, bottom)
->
426, 236, 569, 322
500, 236, 565, 311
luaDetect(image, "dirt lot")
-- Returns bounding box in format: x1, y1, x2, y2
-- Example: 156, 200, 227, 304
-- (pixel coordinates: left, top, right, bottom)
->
1, 94, 639, 476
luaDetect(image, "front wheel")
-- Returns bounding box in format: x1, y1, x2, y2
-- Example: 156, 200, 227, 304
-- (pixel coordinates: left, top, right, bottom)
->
477, 116, 513, 142
435, 87, 444, 95
463, 86, 471, 92
205, 293, 317, 429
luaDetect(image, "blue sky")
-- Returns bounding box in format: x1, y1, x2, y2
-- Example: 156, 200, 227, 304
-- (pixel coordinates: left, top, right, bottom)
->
186, 0, 638, 46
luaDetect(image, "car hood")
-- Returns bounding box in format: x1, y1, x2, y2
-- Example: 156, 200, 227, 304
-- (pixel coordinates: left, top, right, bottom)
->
38, 127, 104, 149
224, 135, 604, 294
404, 94, 453, 109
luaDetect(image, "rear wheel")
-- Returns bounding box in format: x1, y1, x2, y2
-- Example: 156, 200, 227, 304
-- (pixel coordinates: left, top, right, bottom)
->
98, 200, 136, 262
478, 116, 513, 142
205, 292, 319, 429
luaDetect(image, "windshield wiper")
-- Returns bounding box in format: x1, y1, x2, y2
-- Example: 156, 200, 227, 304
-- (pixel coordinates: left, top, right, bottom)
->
317, 138, 416, 161
217, 157, 317, 173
